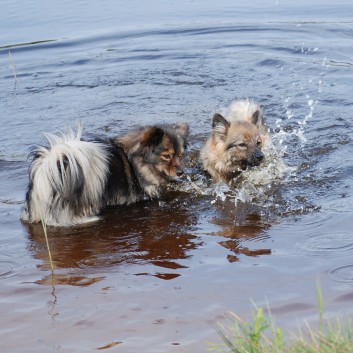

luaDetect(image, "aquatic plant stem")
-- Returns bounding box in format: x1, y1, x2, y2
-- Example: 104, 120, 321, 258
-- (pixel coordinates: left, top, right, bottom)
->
317, 280, 324, 332
41, 219, 54, 273
8, 51, 17, 82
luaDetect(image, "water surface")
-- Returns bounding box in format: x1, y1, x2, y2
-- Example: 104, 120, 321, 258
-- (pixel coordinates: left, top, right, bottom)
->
1, 1, 353, 352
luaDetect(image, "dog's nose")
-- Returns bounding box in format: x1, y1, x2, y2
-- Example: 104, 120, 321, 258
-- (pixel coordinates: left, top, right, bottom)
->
255, 150, 264, 161
176, 169, 184, 177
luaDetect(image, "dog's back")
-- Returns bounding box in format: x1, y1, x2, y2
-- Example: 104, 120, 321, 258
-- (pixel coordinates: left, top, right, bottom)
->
103, 140, 145, 206
21, 129, 109, 226
21, 123, 189, 227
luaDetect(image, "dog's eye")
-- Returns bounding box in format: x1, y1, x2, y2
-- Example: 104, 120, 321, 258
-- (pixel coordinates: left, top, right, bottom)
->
238, 143, 247, 149
162, 154, 172, 161
257, 140, 262, 147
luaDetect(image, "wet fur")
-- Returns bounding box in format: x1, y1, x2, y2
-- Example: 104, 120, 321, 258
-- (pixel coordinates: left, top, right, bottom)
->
21, 123, 189, 227
201, 99, 266, 182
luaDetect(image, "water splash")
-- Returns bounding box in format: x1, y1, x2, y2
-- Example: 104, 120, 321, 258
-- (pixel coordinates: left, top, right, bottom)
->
209, 132, 290, 208
279, 95, 318, 145
295, 96, 318, 142
173, 94, 320, 218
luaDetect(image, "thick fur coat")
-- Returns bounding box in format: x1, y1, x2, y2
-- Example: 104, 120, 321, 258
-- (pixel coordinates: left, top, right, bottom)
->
21, 123, 189, 227
201, 99, 266, 182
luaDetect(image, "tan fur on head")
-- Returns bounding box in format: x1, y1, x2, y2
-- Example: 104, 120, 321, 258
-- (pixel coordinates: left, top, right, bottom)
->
173, 122, 190, 140
155, 134, 184, 178
201, 99, 266, 182
118, 124, 188, 194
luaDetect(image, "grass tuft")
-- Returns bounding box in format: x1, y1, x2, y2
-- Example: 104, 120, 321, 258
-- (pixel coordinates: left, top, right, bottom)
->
209, 286, 353, 353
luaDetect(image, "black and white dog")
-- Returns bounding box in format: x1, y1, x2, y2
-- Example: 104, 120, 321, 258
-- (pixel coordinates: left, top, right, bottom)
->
21, 123, 189, 227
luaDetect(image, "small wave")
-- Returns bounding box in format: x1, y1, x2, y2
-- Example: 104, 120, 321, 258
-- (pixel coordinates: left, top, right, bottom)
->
0, 199, 24, 205
0, 256, 21, 279
0, 153, 28, 163
327, 264, 353, 284
297, 232, 353, 258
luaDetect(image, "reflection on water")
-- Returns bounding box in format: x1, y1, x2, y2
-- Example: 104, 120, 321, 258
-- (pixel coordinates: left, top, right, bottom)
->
24, 184, 280, 280
24, 193, 202, 281
206, 198, 272, 262
36, 274, 105, 286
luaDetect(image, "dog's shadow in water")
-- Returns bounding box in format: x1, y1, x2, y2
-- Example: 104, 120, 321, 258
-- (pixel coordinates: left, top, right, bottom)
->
24, 187, 274, 285
23, 192, 202, 285
184, 146, 273, 263
207, 197, 272, 263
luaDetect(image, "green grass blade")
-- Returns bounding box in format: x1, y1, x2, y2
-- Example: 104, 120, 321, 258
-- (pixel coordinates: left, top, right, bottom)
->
40, 219, 54, 273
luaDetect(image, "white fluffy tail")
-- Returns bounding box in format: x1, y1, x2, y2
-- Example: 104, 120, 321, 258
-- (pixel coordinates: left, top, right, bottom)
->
225, 99, 264, 126
21, 128, 110, 226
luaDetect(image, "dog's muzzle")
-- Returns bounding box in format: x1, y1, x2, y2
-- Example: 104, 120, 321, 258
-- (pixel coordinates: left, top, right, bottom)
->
253, 149, 264, 164
241, 149, 265, 170
176, 168, 184, 177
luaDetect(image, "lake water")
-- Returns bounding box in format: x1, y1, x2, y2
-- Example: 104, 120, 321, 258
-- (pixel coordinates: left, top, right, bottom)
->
1, 0, 353, 352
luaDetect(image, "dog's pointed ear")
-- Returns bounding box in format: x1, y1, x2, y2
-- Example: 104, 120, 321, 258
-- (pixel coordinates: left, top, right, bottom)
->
252, 109, 263, 126
212, 113, 229, 140
142, 127, 165, 146
260, 133, 267, 146
174, 122, 189, 139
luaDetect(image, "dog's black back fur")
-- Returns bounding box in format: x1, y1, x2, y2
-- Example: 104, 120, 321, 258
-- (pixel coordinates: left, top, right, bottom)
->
104, 140, 144, 206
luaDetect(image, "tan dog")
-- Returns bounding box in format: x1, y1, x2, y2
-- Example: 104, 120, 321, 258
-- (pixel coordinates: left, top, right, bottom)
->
201, 99, 266, 183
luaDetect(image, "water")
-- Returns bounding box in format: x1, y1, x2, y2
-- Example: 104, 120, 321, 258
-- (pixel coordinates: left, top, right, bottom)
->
1, 0, 353, 352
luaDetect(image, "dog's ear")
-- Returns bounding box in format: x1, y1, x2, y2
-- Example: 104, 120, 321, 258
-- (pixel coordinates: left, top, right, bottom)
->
252, 109, 263, 126
260, 133, 267, 146
141, 127, 165, 146
174, 122, 189, 139
212, 113, 229, 140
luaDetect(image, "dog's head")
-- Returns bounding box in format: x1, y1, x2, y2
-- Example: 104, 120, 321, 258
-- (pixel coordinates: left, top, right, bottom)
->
127, 122, 189, 181
210, 113, 265, 178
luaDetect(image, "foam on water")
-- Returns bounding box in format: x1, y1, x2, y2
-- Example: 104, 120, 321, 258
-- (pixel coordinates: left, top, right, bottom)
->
209, 132, 290, 206
203, 94, 320, 215
172, 126, 291, 212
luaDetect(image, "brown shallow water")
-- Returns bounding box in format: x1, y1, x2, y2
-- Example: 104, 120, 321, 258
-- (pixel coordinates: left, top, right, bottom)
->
2, 0, 353, 352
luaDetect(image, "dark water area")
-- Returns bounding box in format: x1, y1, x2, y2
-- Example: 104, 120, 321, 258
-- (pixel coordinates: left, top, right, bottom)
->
2, 0, 353, 352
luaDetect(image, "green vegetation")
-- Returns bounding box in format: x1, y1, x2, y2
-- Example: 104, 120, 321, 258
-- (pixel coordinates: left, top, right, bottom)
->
41, 219, 54, 273
209, 287, 353, 353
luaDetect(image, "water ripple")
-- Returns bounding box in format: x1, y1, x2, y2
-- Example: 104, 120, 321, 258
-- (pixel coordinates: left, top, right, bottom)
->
297, 232, 353, 258
327, 265, 353, 284
0, 258, 18, 279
